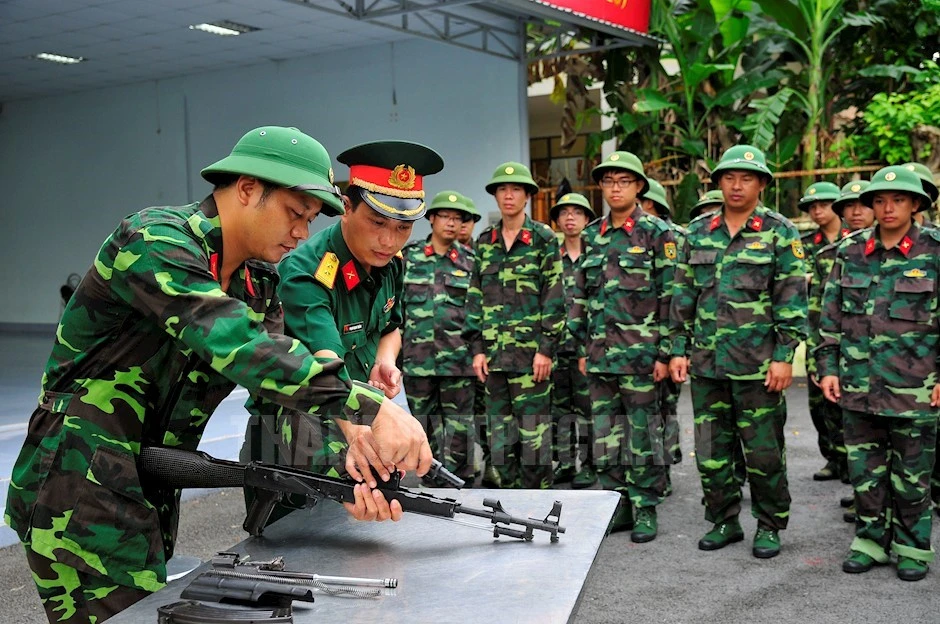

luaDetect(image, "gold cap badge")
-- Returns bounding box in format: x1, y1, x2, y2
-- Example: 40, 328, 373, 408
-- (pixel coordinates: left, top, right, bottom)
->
610, 154, 620, 161
809, 188, 817, 195
504, 166, 514, 174
328, 167, 335, 185
744, 151, 755, 161
389, 164, 416, 190
850, 184, 860, 192
885, 172, 896, 181
448, 194, 457, 202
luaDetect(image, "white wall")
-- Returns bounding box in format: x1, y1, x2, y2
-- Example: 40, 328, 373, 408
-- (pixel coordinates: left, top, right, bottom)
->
0, 38, 525, 324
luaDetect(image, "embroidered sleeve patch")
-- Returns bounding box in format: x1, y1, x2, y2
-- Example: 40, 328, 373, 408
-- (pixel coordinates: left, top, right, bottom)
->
791, 240, 805, 259
664, 242, 677, 260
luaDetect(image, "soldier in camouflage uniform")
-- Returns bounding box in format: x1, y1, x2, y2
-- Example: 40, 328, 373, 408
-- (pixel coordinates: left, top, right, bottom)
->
3, 127, 432, 623
548, 192, 595, 487
670, 145, 807, 559
401, 191, 477, 482
640, 179, 685, 483
464, 162, 566, 490
817, 165, 939, 581
798, 181, 851, 482
243, 141, 444, 484
689, 189, 724, 221
569, 152, 676, 542
457, 192, 481, 248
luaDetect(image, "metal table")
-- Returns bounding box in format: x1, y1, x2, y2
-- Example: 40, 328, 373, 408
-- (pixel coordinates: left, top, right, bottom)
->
110, 488, 620, 624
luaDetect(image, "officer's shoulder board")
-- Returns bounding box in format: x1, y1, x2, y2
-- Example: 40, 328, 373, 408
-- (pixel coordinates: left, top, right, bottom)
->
314, 251, 340, 289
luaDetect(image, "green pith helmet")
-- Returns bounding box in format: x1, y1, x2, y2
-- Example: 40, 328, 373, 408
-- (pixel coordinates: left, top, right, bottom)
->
902, 162, 939, 203
710, 144, 773, 184
832, 180, 871, 216
690, 189, 724, 220
458, 192, 482, 222
797, 181, 841, 211
201, 126, 344, 216
426, 190, 474, 220
549, 192, 596, 223
860, 165, 931, 211
591, 151, 650, 195
485, 161, 539, 195
640, 179, 671, 217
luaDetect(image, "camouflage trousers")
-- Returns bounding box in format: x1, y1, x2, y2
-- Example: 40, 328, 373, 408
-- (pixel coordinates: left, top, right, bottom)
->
473, 379, 491, 467
552, 354, 592, 468
406, 376, 476, 481
691, 377, 790, 530
843, 410, 937, 564
808, 382, 845, 469
588, 373, 666, 509
485, 371, 553, 489
934, 435, 940, 506
657, 377, 683, 465
24, 546, 150, 623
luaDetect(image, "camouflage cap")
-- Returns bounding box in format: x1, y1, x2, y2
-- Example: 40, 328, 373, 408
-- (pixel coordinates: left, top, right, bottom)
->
338, 140, 444, 221
710, 144, 773, 184
591, 151, 650, 194
458, 192, 482, 222
485, 162, 539, 195
549, 192, 596, 223
426, 190, 474, 220
201, 126, 345, 216
640, 179, 671, 217
860, 165, 931, 211
797, 181, 841, 211
690, 189, 724, 220
902, 162, 939, 203
832, 180, 871, 216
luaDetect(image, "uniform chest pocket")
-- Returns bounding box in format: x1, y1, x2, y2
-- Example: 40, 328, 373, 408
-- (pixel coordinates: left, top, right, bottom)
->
506, 262, 541, 296
443, 273, 470, 305
732, 253, 773, 290
581, 256, 604, 294
840, 273, 871, 315
403, 277, 432, 303
689, 249, 718, 288
618, 253, 652, 291
889, 277, 935, 322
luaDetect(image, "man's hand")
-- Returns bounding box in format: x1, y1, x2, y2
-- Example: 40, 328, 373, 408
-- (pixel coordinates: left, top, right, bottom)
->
653, 361, 669, 383
369, 360, 402, 399
532, 353, 552, 383
820, 375, 841, 403
343, 482, 403, 522
764, 361, 793, 393
335, 420, 392, 486
578, 357, 587, 376
930, 383, 940, 407
473, 353, 489, 383
370, 399, 433, 476
669, 356, 688, 384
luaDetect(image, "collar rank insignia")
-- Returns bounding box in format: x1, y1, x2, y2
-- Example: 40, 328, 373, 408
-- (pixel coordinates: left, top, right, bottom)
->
383, 296, 396, 313
314, 252, 340, 289
750, 216, 763, 231
342, 259, 360, 291
209, 253, 220, 282
904, 268, 927, 278
864, 237, 876, 256
623, 218, 635, 233
520, 229, 532, 245
709, 215, 722, 231
841, 228, 850, 238
814, 232, 823, 245
600, 219, 609, 236
664, 242, 677, 259
243, 266, 257, 297
424, 244, 434, 257
899, 236, 913, 256
627, 246, 645, 254
448, 248, 459, 263
491, 229, 499, 244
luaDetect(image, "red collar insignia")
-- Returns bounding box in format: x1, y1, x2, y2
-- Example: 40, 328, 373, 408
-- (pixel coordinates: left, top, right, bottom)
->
209, 253, 220, 282
623, 218, 635, 234
424, 244, 434, 257
709, 215, 722, 231
342, 260, 360, 291
244, 266, 256, 297
864, 238, 876, 256
491, 229, 498, 244
841, 228, 850, 238
814, 232, 823, 245
601, 219, 609, 236
899, 236, 914, 256
448, 248, 459, 263
520, 229, 532, 245
750, 216, 763, 231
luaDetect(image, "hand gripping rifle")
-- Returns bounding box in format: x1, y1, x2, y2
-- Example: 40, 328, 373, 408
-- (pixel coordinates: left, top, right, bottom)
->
138, 447, 566, 542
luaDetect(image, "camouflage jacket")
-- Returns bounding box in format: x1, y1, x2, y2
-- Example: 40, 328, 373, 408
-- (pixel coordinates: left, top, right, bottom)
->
806, 230, 862, 374
815, 223, 940, 418
670, 206, 808, 380
4, 198, 383, 592
464, 215, 565, 372
801, 225, 850, 262
557, 243, 583, 356
277, 221, 404, 382
401, 238, 475, 377
569, 206, 677, 374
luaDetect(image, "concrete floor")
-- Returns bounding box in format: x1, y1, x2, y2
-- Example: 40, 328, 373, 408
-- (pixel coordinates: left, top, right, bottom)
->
1, 330, 938, 622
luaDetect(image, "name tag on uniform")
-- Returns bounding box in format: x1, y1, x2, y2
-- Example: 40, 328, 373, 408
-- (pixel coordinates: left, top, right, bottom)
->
343, 322, 364, 334
627, 246, 645, 254
383, 297, 396, 313
746, 241, 768, 250
904, 269, 927, 278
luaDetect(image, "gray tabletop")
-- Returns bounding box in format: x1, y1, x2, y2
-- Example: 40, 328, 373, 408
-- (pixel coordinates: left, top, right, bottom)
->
109, 487, 619, 624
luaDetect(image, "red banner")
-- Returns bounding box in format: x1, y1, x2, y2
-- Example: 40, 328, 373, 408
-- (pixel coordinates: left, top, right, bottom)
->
533, 0, 651, 34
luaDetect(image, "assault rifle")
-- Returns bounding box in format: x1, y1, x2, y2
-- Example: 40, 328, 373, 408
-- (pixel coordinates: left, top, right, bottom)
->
138, 447, 566, 542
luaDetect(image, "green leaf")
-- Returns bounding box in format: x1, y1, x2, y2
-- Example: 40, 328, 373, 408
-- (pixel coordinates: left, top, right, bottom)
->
750, 0, 807, 40
709, 70, 785, 108
633, 89, 676, 113
743, 88, 794, 151
686, 62, 735, 87
858, 64, 922, 80
842, 11, 884, 27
